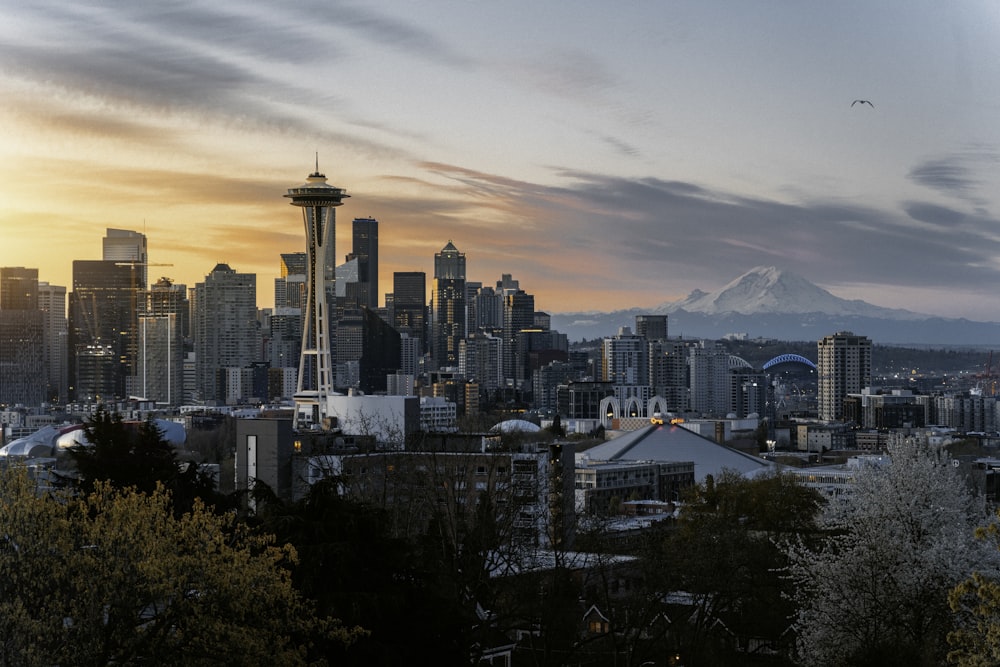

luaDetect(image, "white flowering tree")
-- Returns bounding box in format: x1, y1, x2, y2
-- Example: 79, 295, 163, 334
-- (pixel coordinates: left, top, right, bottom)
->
786, 441, 999, 667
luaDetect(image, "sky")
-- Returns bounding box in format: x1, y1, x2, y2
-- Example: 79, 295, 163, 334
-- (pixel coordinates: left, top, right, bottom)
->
2, 1, 1000, 319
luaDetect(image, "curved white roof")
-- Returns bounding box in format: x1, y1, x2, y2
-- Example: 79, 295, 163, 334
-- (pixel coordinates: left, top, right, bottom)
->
490, 419, 542, 434
57, 420, 186, 449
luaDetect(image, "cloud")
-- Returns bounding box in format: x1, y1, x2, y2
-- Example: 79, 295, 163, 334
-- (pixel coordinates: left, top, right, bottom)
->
381, 163, 1000, 301
908, 156, 977, 196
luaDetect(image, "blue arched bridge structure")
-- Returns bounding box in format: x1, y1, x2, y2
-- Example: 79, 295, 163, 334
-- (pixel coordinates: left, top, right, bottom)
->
762, 353, 817, 371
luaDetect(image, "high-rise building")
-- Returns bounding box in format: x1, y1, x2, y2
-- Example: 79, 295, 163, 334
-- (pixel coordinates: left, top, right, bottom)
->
192, 263, 259, 404
393, 271, 426, 356
635, 314, 668, 340
136, 277, 188, 405
285, 166, 349, 426
0, 267, 44, 406
0, 267, 39, 310
68, 260, 135, 402
502, 287, 535, 383
275, 252, 307, 311
102, 228, 148, 288
432, 241, 466, 369
473, 285, 502, 334
37, 281, 68, 403
649, 338, 690, 412
347, 217, 378, 310
818, 331, 872, 422
601, 326, 648, 387
688, 342, 731, 418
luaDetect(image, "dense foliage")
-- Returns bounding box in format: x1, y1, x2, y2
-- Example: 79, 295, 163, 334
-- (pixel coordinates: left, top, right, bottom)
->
67, 407, 226, 515
786, 441, 999, 666
0, 470, 360, 666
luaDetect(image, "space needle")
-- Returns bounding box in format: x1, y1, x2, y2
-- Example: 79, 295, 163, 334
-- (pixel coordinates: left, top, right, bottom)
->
285, 158, 349, 428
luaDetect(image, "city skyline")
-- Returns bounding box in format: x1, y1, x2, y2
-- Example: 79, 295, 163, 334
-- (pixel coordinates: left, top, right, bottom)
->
2, 3, 1000, 318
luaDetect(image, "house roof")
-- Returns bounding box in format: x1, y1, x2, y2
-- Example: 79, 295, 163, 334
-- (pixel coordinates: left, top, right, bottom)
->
579, 424, 772, 483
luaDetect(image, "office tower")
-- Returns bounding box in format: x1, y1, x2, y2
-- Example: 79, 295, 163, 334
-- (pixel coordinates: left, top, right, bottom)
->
37, 281, 68, 402
0, 268, 45, 406
347, 217, 378, 309
0, 267, 39, 310
275, 252, 307, 311
432, 241, 466, 369
103, 228, 148, 288
68, 260, 135, 403
336, 307, 400, 393
474, 285, 502, 334
818, 331, 872, 422
280, 252, 307, 277
465, 281, 481, 335
635, 314, 667, 340
285, 166, 348, 426
393, 271, 426, 355
502, 287, 535, 382
192, 264, 259, 403
136, 277, 187, 405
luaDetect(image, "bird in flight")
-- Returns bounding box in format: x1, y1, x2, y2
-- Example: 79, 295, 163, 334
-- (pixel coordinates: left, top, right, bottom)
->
851, 99, 874, 107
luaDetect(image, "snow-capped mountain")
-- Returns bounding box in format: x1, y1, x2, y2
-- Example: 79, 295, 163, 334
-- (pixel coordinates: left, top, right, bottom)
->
550, 266, 1000, 345
662, 266, 921, 319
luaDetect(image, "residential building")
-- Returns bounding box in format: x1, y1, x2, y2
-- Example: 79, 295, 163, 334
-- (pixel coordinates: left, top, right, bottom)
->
817, 331, 872, 421
192, 263, 259, 403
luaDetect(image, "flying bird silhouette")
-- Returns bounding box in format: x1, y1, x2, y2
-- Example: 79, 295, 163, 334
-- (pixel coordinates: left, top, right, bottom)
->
851, 99, 874, 107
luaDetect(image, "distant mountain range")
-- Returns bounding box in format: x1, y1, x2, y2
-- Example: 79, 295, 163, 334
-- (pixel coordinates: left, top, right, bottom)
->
550, 266, 1000, 346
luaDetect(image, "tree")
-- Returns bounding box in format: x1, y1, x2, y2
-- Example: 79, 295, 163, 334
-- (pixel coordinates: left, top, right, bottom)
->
649, 469, 822, 666
67, 407, 224, 515
947, 514, 1000, 665
0, 468, 360, 666
786, 440, 998, 667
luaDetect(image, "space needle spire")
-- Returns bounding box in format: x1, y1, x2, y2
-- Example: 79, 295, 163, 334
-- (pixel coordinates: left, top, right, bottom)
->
285, 160, 349, 428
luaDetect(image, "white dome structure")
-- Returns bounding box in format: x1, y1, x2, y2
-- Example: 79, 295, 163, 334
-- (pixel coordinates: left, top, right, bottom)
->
56, 419, 186, 450
490, 419, 542, 434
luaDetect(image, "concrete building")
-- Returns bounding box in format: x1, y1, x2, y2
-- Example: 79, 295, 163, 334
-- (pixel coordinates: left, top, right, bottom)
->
574, 459, 694, 514
688, 342, 731, 418
602, 327, 647, 387
338, 440, 576, 549
326, 393, 419, 446
234, 418, 296, 502
419, 396, 457, 432
818, 331, 872, 421
192, 263, 259, 403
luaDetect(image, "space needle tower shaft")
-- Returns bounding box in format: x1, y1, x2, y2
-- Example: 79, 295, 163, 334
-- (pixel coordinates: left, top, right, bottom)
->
285, 161, 349, 428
